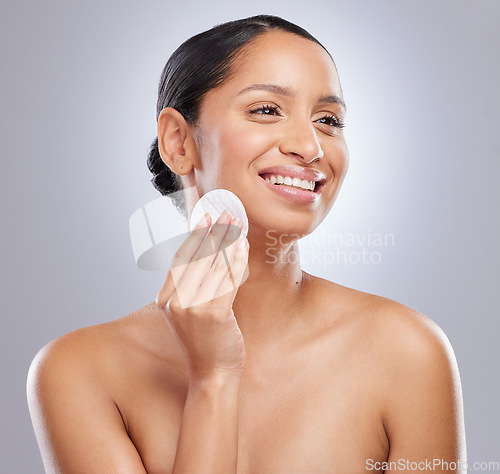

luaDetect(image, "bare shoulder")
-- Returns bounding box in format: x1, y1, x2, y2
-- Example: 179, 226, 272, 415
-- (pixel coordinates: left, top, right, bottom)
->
26, 303, 175, 472
357, 292, 464, 438
311, 273, 458, 367
28, 308, 134, 420
310, 273, 462, 402
359, 290, 459, 374
28, 302, 176, 389
311, 275, 466, 460
27, 300, 188, 432
30, 305, 141, 371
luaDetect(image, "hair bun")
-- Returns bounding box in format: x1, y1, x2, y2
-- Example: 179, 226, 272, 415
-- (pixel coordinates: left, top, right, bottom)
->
147, 137, 180, 196
152, 167, 179, 195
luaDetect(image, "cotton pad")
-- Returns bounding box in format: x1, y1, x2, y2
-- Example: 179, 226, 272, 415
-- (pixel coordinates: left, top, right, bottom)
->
190, 189, 248, 238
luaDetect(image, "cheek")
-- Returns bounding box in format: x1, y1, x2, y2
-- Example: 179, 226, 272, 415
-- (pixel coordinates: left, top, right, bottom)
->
195, 119, 275, 191
328, 139, 349, 181
217, 120, 277, 167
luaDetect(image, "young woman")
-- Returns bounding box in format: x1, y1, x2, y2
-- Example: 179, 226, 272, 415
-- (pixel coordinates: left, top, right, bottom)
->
27, 15, 466, 473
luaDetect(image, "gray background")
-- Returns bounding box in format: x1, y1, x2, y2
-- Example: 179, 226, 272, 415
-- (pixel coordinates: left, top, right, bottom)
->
1, 0, 498, 471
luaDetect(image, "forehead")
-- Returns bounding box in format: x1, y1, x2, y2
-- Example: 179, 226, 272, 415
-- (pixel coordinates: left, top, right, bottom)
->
223, 30, 342, 97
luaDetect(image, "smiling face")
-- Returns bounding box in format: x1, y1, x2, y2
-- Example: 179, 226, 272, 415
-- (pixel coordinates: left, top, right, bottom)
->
187, 30, 349, 240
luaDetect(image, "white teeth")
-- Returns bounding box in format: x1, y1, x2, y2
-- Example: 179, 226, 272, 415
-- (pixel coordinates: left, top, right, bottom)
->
263, 174, 316, 191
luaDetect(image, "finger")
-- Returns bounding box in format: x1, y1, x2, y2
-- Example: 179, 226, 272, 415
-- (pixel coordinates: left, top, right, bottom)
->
192, 210, 234, 262
211, 236, 249, 307
155, 213, 212, 308
176, 216, 242, 308
208, 224, 245, 299
191, 231, 240, 307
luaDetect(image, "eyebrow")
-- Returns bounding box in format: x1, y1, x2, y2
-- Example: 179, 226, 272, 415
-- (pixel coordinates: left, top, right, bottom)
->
237, 83, 346, 110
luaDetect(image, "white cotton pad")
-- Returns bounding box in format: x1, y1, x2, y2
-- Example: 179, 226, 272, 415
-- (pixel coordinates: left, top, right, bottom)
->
190, 189, 248, 238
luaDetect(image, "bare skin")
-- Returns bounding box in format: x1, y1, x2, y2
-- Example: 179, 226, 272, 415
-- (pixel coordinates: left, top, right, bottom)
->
27, 275, 465, 473
27, 30, 466, 473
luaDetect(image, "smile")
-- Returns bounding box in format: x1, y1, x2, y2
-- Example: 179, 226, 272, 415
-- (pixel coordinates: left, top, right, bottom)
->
259, 173, 324, 204
258, 166, 326, 204
263, 174, 316, 191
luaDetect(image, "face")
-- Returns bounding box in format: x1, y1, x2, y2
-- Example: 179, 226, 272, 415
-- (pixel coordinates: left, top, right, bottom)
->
189, 31, 349, 241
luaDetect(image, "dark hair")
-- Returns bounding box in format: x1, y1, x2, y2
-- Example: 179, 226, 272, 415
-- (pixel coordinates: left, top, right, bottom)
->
147, 15, 330, 215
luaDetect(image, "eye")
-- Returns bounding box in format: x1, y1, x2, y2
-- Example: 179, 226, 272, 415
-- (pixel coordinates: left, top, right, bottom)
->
249, 104, 282, 116
316, 114, 345, 129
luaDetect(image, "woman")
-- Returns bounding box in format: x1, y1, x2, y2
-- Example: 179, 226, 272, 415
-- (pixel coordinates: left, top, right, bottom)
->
27, 15, 466, 473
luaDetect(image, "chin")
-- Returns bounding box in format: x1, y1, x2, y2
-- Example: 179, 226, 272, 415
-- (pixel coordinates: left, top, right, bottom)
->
247, 213, 322, 244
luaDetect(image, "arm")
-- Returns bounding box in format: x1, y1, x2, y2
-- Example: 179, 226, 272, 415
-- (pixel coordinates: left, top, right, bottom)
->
27, 327, 243, 474
172, 374, 241, 473
27, 213, 248, 473
156, 211, 249, 473
382, 309, 466, 473
27, 335, 147, 473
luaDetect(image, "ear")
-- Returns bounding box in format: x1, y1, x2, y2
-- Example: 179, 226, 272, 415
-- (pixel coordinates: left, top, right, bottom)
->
157, 107, 196, 175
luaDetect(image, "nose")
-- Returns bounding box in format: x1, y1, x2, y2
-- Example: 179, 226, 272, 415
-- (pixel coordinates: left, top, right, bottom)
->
278, 118, 324, 163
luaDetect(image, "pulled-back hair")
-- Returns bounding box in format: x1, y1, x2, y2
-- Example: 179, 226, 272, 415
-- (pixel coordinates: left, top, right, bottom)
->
147, 15, 329, 215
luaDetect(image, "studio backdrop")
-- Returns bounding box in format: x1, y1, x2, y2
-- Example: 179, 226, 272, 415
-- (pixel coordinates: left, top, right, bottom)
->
0, 0, 498, 472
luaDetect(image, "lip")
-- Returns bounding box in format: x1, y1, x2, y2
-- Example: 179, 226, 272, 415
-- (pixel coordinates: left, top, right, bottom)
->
257, 170, 326, 204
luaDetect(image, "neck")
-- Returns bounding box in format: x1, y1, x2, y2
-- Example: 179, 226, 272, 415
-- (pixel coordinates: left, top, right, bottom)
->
232, 225, 310, 348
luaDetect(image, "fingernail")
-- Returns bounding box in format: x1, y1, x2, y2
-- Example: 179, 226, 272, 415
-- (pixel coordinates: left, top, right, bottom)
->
233, 217, 243, 230
195, 212, 211, 228
217, 209, 231, 223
